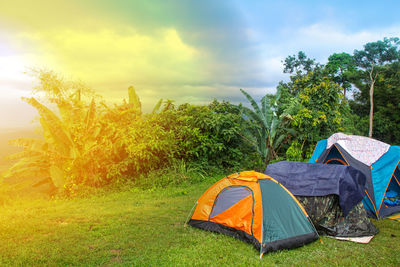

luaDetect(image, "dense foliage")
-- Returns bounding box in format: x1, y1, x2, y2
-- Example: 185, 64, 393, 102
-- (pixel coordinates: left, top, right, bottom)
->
4, 72, 141, 194
131, 100, 256, 173
4, 37, 400, 195
351, 38, 400, 143
352, 37, 400, 137
268, 52, 353, 160
4, 73, 255, 193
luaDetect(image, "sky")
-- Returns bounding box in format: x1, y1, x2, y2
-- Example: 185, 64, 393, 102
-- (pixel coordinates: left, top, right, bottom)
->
0, 0, 400, 129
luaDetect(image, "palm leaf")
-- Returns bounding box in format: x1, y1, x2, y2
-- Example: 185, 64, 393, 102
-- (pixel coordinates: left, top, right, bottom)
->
270, 117, 279, 139
273, 134, 287, 150
152, 99, 163, 114
240, 89, 263, 119
261, 96, 269, 117
39, 117, 70, 155
5, 150, 46, 161
128, 86, 142, 115
275, 86, 282, 104
23, 97, 74, 151
85, 98, 97, 131
241, 106, 263, 125
9, 138, 46, 150
4, 156, 49, 178
49, 165, 66, 189
241, 106, 271, 133
55, 99, 75, 124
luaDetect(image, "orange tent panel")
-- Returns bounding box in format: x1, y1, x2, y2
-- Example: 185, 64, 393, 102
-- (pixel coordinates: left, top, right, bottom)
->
210, 194, 254, 236
191, 176, 264, 242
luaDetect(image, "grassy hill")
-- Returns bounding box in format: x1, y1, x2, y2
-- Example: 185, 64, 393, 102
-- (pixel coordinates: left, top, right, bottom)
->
0, 181, 399, 266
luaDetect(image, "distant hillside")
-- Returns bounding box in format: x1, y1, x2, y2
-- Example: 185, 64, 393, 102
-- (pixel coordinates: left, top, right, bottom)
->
0, 127, 41, 172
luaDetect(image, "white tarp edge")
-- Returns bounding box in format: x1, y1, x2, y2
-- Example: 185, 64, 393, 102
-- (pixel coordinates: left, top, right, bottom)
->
327, 235, 374, 244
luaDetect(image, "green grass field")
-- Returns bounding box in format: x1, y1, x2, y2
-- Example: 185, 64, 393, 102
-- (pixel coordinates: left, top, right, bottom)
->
0, 180, 399, 266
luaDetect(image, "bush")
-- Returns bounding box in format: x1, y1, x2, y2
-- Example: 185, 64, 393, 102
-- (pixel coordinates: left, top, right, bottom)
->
4, 71, 141, 193
145, 100, 254, 172
4, 72, 258, 196
285, 141, 303, 161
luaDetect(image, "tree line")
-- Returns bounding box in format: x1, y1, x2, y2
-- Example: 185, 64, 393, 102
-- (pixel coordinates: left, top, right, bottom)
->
3, 37, 400, 194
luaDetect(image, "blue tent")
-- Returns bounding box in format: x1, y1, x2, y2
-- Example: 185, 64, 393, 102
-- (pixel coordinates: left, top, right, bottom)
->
309, 133, 400, 218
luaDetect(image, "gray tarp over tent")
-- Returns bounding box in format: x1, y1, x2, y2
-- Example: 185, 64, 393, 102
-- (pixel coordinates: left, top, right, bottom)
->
265, 161, 378, 238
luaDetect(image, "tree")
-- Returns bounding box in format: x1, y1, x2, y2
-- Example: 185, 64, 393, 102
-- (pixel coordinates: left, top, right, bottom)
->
350, 60, 400, 144
282, 51, 325, 96
290, 74, 345, 147
283, 51, 320, 75
278, 53, 352, 159
353, 37, 400, 137
325, 52, 356, 98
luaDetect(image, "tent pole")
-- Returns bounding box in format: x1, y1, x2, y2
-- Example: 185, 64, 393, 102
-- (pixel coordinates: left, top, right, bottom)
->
184, 201, 198, 227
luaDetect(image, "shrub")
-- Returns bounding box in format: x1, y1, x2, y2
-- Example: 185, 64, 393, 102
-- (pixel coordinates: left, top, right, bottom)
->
285, 141, 303, 161
4, 71, 141, 193
146, 100, 254, 172
4, 72, 258, 195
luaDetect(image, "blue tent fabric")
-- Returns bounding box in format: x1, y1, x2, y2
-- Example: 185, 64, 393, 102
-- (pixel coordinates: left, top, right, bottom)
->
371, 146, 400, 211
265, 161, 366, 216
309, 139, 327, 163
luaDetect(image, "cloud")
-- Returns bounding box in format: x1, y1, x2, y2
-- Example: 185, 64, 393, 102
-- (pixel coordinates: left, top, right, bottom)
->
12, 23, 281, 113
9, 25, 221, 114
18, 26, 203, 85
287, 23, 400, 61
2, 1, 400, 129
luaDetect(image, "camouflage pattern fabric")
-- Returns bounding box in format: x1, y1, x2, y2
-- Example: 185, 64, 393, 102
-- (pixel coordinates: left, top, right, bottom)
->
296, 195, 379, 237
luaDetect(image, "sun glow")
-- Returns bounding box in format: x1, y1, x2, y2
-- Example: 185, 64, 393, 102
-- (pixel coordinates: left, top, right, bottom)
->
0, 23, 205, 119
0, 33, 38, 128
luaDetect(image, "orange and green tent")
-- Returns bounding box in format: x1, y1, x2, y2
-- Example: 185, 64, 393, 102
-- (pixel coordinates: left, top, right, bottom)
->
188, 171, 319, 257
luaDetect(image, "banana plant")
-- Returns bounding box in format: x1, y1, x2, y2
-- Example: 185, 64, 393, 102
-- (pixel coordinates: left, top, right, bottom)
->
5, 73, 141, 192
240, 88, 294, 166
4, 95, 99, 190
